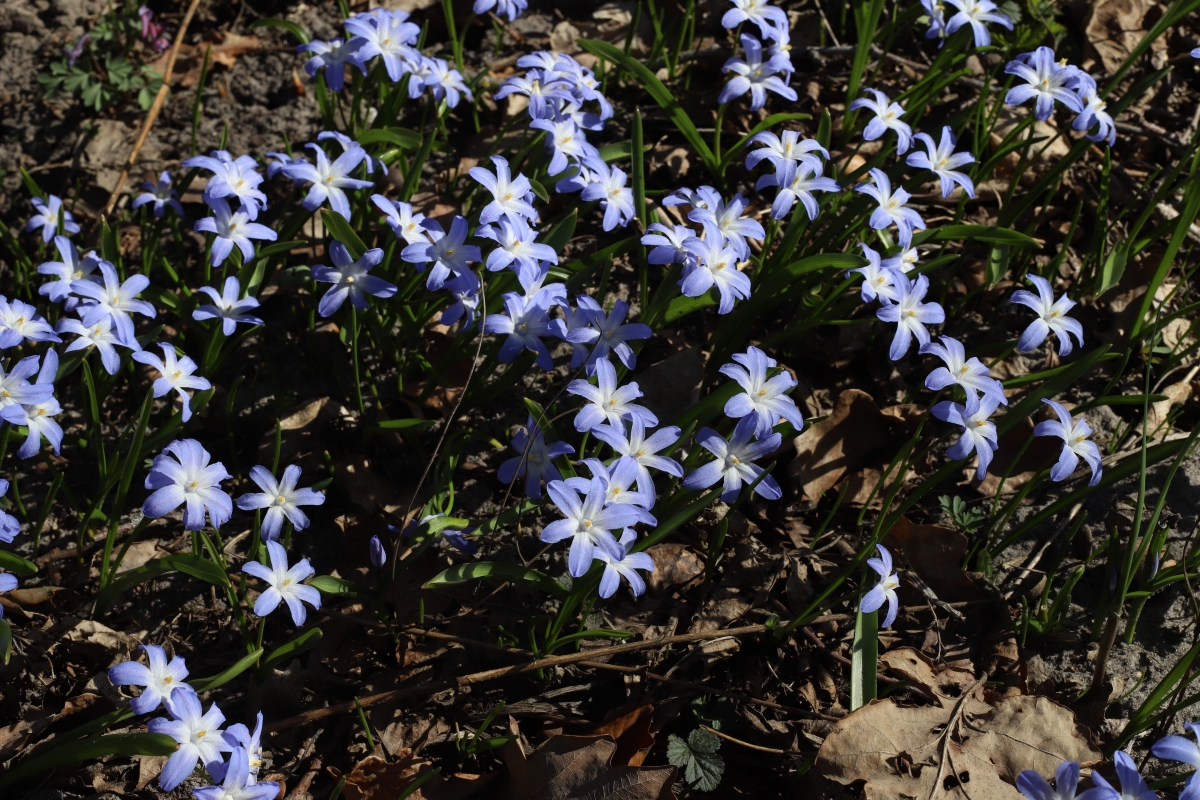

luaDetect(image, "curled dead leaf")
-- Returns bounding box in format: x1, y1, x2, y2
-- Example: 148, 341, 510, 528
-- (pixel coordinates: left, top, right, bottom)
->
790, 389, 895, 500
499, 734, 676, 800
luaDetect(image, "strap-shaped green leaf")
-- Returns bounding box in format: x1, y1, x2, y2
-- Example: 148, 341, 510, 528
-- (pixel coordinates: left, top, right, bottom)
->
190, 648, 263, 692
355, 127, 421, 150
260, 627, 323, 675
97, 554, 230, 612
321, 209, 369, 260
249, 18, 310, 44
0, 733, 178, 790
577, 39, 717, 177
424, 562, 568, 600
0, 550, 37, 576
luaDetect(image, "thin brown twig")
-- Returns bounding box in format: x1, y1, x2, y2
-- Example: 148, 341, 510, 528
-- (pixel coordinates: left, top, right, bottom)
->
700, 724, 806, 758
103, 0, 204, 215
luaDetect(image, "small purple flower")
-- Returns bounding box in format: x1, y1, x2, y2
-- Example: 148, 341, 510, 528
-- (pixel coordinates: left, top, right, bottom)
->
567, 357, 658, 433
494, 69, 574, 120
369, 535, 387, 568
242, 540, 321, 625
181, 153, 267, 219
720, 345, 803, 438
719, 34, 797, 111
0, 349, 63, 460
482, 291, 565, 370
312, 242, 397, 317
920, 335, 1006, 407
572, 299, 652, 373
133, 343, 211, 423
681, 223, 752, 314
876, 273, 944, 360
64, 34, 90, 66
592, 417, 682, 496
0, 355, 55, 419
107, 644, 192, 715
641, 223, 696, 266
848, 243, 900, 304
542, 476, 644, 577
859, 544, 901, 628
722, 0, 789, 39
580, 163, 636, 231
497, 416, 575, 499
1010, 275, 1084, 356
474, 0, 528, 22
566, 458, 658, 517
194, 194, 278, 267
906, 127, 975, 198
1016, 760, 1081, 800
193, 276, 263, 336
943, 0, 1013, 47
441, 271, 482, 330
194, 747, 279, 800
688, 192, 764, 261
147, 689, 231, 791
58, 315, 137, 375
746, 129, 828, 172
421, 58, 472, 108
132, 171, 184, 218
596, 529, 656, 599
1004, 47, 1084, 121
850, 89, 913, 154
1150, 723, 1200, 799
855, 168, 926, 246
757, 159, 841, 221
0, 479, 20, 543
282, 141, 374, 221
1034, 399, 1102, 486
932, 393, 1001, 480
1086, 751, 1157, 800
221, 713, 265, 782
25, 195, 80, 243
236, 465, 325, 542
37, 236, 100, 309
71, 259, 156, 345
920, 0, 949, 44
298, 37, 367, 92
0, 297, 60, 348
1072, 73, 1117, 146
683, 415, 783, 502
477, 218, 558, 274
372, 195, 432, 244
530, 118, 598, 176
344, 9, 419, 82
143, 439, 233, 530
401, 216, 482, 291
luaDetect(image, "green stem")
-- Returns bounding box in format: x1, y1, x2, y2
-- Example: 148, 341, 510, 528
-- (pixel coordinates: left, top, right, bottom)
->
351, 306, 365, 415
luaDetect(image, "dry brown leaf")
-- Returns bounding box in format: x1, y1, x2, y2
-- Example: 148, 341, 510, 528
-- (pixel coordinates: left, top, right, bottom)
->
156, 33, 269, 88
500, 734, 676, 800
1076, 0, 1154, 73
645, 544, 703, 592
341, 752, 425, 800
817, 649, 1100, 799
587, 704, 656, 767
790, 389, 893, 500
1149, 378, 1191, 432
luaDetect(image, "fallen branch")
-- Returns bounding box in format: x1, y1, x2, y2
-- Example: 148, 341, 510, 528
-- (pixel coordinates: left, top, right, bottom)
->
103, 0, 204, 215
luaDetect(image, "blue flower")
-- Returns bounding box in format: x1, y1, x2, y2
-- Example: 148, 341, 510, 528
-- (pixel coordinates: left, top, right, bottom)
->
854, 169, 926, 246
146, 690, 231, 791
344, 9, 419, 82
1005, 48, 1084, 121
58, 315, 138, 375
0, 356, 56, 426
297, 37, 366, 91
757, 159, 840, 221
0, 479, 18, 543
566, 458, 658, 518
684, 416, 783, 501
107, 644, 192, 715
312, 242, 397, 317
0, 297, 60, 348
220, 712, 266, 783
181, 152, 268, 219
720, 345, 803, 438
1151, 723, 1200, 800
920, 0, 949, 44
483, 291, 565, 370
1016, 760, 1082, 800
402, 216, 483, 291
581, 163, 637, 231
236, 465, 325, 542
25, 195, 80, 243
133, 344, 212, 423
718, 34, 797, 111
193, 276, 263, 336
369, 535, 387, 568
943, 0, 1013, 47
1071, 74, 1116, 146
37, 236, 100, 310
681, 222, 752, 313
906, 127, 975, 198
567, 357, 658, 432
70, 259, 156, 345
242, 540, 321, 625
282, 141, 374, 221
477, 218, 558, 274
932, 394, 1001, 480
422, 58, 472, 108
530, 117, 599, 176
473, 0, 528, 22
1087, 751, 1157, 800
596, 529, 656, 598
573, 299, 652, 373
470, 156, 538, 226
1011, 276, 1085, 357
641, 223, 696, 266
688, 192, 764, 261
848, 243, 900, 304
876, 273, 944, 360
1034, 399, 1102, 486
194, 195, 278, 267
745, 129, 828, 172
721, 0, 788, 38
859, 544, 900, 628
143, 439, 232, 530
850, 89, 913, 154
592, 417, 683, 495
441, 271, 482, 330
494, 69, 574, 119
372, 195, 433, 244
920, 335, 1007, 406
542, 476, 644, 577
0, 349, 63, 459
497, 416, 575, 499
132, 170, 184, 218
194, 746, 279, 800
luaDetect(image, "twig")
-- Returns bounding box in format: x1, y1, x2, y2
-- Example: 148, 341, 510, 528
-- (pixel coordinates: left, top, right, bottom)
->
700, 724, 806, 757
929, 676, 987, 800
264, 624, 772, 732
103, 0, 204, 215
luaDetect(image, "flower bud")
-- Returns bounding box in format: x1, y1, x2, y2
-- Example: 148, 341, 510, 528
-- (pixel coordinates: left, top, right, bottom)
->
369, 535, 386, 568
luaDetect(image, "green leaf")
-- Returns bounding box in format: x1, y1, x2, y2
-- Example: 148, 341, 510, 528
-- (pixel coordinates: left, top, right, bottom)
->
528, 177, 549, 204
424, 562, 568, 600
666, 729, 724, 792
190, 649, 263, 692
355, 127, 421, 150
321, 209, 368, 260
850, 609, 878, 710
0, 733, 178, 790
576, 39, 718, 177
912, 224, 1038, 248
596, 140, 652, 162
0, 550, 38, 576
19, 167, 46, 201
99, 219, 121, 267
664, 291, 716, 322
249, 17, 311, 44
985, 243, 1011, 288
1096, 247, 1127, 297
260, 627, 323, 674
96, 554, 230, 612
0, 619, 11, 666
307, 575, 368, 596
372, 417, 435, 432
254, 239, 307, 260
541, 210, 577, 256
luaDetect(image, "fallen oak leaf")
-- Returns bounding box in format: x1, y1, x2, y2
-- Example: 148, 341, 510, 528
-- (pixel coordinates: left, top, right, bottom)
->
499, 734, 676, 800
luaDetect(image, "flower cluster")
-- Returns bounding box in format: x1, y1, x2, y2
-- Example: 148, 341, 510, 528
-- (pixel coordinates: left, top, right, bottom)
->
300, 8, 470, 107
719, 1, 796, 111
1005, 46, 1115, 146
